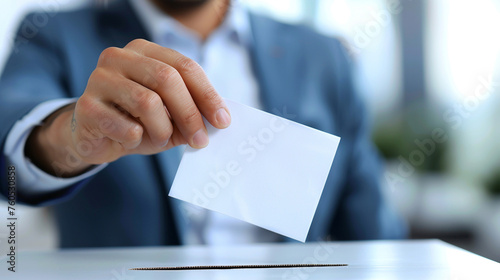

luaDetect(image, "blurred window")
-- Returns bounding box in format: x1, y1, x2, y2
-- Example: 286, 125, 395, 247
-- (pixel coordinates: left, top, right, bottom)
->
426, 0, 500, 104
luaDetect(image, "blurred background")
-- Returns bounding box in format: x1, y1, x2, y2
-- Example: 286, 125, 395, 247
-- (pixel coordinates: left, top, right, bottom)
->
0, 0, 499, 262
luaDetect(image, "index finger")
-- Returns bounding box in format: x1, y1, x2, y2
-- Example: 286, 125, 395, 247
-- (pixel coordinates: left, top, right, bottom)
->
125, 39, 231, 129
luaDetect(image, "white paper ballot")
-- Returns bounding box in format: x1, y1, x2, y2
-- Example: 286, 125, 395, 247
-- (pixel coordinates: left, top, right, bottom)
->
169, 100, 340, 242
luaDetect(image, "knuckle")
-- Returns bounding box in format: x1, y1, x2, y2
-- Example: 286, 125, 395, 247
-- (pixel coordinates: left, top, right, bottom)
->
88, 68, 108, 84
84, 126, 104, 141
125, 38, 149, 49
154, 66, 179, 87
200, 86, 220, 104
141, 68, 158, 89
181, 105, 201, 126
125, 123, 143, 143
98, 47, 122, 65
132, 88, 160, 112
98, 117, 116, 134
76, 95, 99, 118
175, 56, 200, 75
156, 125, 173, 146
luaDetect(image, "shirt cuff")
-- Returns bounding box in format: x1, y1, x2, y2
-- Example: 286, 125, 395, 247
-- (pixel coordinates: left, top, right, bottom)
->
3, 98, 108, 195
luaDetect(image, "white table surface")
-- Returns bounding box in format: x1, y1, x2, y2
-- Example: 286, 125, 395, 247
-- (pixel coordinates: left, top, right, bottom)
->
1, 239, 499, 279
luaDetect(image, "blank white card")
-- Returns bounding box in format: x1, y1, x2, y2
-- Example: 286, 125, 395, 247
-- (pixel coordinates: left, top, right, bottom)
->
169, 100, 340, 242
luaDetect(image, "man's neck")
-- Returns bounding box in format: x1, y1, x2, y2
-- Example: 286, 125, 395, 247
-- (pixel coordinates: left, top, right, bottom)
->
151, 0, 229, 40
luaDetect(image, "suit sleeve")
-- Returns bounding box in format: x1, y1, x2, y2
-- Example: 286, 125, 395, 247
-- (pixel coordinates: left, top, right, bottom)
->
325, 39, 408, 240
0, 13, 92, 206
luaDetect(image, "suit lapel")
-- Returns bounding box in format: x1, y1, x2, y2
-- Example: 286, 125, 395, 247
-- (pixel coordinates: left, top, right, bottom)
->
248, 14, 302, 117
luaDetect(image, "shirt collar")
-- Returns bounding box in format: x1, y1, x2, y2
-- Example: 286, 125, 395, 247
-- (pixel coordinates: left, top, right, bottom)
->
129, 0, 252, 47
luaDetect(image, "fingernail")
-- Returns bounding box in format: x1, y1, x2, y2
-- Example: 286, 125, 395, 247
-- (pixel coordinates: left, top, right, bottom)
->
192, 129, 209, 148
216, 108, 231, 128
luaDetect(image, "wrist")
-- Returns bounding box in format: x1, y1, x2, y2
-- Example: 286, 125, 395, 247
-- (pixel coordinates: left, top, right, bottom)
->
25, 104, 92, 177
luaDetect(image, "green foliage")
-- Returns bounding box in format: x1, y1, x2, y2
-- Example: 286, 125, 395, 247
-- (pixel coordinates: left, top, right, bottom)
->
372, 102, 449, 173
485, 171, 500, 196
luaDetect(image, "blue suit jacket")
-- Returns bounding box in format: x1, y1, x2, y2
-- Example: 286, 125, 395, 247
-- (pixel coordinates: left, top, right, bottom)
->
0, 0, 406, 247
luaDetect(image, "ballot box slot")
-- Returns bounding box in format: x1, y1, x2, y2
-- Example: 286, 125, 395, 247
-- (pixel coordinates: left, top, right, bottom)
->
130, 263, 348, 270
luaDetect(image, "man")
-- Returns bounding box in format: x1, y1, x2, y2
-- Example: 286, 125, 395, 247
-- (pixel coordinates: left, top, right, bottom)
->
0, 0, 406, 247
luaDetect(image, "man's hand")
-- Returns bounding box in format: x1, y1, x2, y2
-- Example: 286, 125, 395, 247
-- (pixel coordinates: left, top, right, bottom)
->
26, 39, 231, 177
